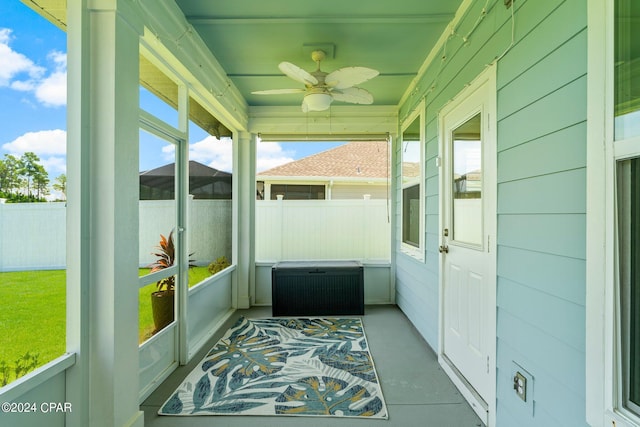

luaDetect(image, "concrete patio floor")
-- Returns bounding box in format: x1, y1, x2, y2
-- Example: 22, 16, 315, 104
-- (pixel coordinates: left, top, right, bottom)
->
141, 305, 484, 427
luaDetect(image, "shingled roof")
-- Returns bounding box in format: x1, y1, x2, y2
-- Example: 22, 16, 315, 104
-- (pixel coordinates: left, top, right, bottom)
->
257, 141, 389, 179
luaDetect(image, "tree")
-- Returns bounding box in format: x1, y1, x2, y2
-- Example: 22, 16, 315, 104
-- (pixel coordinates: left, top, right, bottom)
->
0, 153, 51, 201
0, 160, 7, 194
2, 155, 23, 195
33, 165, 50, 199
20, 152, 43, 198
52, 174, 66, 199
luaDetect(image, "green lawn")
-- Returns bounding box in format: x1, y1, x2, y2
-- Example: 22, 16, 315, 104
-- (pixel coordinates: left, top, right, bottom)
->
0, 270, 66, 378
0, 267, 212, 384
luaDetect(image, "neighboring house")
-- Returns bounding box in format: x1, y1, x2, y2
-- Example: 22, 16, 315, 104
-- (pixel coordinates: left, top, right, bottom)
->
256, 141, 389, 200
140, 160, 232, 200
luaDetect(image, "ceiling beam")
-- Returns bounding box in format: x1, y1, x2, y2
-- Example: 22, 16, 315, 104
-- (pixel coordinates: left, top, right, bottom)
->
248, 105, 398, 135
187, 14, 454, 26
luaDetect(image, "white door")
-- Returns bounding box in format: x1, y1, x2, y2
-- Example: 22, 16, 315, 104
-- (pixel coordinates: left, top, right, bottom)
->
439, 66, 496, 423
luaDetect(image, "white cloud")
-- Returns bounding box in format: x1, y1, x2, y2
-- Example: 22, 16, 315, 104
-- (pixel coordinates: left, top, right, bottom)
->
159, 144, 176, 163
159, 137, 233, 171
189, 136, 233, 172
0, 28, 45, 87
0, 29, 65, 107
159, 138, 295, 173
40, 156, 66, 175
35, 51, 66, 106
10, 79, 36, 91
256, 142, 294, 172
49, 50, 66, 67
3, 129, 67, 156
35, 69, 66, 106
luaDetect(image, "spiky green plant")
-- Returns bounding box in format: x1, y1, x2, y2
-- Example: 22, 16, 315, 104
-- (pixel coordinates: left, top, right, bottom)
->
147, 230, 195, 292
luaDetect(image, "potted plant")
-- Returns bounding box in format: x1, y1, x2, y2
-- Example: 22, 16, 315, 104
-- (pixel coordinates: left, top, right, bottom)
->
148, 230, 195, 333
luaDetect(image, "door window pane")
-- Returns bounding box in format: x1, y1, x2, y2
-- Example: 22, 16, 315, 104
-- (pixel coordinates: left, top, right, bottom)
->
451, 114, 482, 246
614, 0, 640, 140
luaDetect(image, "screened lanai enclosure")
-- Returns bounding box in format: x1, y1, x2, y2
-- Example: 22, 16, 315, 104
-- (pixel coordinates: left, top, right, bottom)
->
2, 0, 639, 426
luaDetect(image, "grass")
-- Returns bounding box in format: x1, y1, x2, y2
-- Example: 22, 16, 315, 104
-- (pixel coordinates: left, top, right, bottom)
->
0, 270, 66, 377
0, 266, 213, 384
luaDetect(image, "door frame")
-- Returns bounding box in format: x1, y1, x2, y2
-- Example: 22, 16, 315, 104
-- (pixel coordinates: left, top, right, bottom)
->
437, 64, 497, 427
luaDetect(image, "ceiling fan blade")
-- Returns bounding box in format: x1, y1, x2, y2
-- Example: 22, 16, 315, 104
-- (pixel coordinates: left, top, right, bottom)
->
331, 87, 374, 104
278, 62, 318, 86
252, 88, 306, 95
326, 67, 379, 89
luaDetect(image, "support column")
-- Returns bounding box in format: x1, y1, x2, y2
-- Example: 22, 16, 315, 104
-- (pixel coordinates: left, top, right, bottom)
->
66, 1, 143, 426
233, 131, 256, 308
176, 84, 189, 365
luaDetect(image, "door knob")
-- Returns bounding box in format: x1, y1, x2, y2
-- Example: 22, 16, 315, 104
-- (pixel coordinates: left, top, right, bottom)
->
439, 245, 449, 253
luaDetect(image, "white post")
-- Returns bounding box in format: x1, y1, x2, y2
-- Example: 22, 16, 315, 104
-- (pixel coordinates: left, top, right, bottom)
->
264, 182, 272, 200
66, 1, 143, 426
233, 131, 255, 308
277, 194, 284, 260
176, 84, 190, 365
363, 194, 371, 260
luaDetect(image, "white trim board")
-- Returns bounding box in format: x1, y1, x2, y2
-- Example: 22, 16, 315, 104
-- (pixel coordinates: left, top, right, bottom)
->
586, 0, 640, 425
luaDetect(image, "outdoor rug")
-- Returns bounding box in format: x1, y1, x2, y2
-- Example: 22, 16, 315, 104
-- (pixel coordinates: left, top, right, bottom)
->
159, 316, 388, 419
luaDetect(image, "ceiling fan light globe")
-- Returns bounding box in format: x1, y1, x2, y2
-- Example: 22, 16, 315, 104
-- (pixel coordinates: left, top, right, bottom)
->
304, 93, 333, 111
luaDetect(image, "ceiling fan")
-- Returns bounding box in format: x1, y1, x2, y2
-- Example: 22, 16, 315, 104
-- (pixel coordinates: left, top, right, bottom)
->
252, 50, 379, 112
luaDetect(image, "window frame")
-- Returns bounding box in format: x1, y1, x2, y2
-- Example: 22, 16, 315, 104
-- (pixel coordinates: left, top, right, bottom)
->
618, 159, 640, 416
587, 0, 640, 425
399, 100, 425, 261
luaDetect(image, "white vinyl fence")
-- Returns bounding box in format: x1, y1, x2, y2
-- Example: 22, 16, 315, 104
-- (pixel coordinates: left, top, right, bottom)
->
0, 198, 390, 271
138, 199, 232, 266
0, 200, 232, 271
255, 198, 391, 261
0, 202, 67, 271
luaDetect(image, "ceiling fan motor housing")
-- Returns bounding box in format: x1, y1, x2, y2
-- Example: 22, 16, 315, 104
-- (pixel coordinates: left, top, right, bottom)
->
311, 50, 326, 63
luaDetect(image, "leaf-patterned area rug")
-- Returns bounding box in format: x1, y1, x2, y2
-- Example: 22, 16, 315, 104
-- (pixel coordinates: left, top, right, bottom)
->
158, 316, 388, 419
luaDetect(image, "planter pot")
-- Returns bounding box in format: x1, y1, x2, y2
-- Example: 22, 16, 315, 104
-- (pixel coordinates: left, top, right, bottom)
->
151, 290, 174, 333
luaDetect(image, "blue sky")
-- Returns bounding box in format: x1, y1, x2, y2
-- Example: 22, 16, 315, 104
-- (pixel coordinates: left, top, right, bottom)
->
1, 1, 343, 183
0, 2, 67, 177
